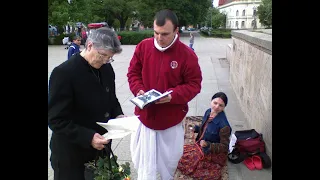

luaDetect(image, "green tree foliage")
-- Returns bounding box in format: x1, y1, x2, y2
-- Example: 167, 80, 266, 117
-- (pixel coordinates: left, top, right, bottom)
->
68, 0, 97, 24
48, 0, 70, 27
100, 0, 137, 30
48, 0, 213, 31
48, 0, 106, 26
87, 0, 109, 24
204, 7, 226, 29
134, 0, 212, 28
257, 0, 272, 27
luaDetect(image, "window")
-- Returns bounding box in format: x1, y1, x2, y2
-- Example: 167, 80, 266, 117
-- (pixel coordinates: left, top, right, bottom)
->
242, 10, 245, 16
253, 10, 257, 16
241, 21, 245, 28
236, 10, 239, 16
236, 21, 239, 28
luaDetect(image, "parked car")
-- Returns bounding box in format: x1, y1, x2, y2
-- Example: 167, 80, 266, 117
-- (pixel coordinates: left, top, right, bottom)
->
87, 22, 108, 29
200, 26, 208, 31
200, 27, 213, 31
87, 22, 121, 40
87, 22, 109, 36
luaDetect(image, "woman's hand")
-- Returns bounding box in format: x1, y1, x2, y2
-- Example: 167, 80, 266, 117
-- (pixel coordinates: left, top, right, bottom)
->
188, 124, 195, 130
91, 133, 110, 150
200, 140, 208, 147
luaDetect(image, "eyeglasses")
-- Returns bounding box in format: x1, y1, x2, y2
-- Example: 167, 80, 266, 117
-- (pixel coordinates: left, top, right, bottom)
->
96, 50, 114, 63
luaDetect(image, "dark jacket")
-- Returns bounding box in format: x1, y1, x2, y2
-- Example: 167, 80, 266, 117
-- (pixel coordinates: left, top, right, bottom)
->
48, 53, 123, 166
67, 42, 81, 59
195, 109, 232, 154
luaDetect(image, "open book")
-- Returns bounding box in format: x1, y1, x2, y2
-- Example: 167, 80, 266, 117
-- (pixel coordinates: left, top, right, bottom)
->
130, 89, 173, 109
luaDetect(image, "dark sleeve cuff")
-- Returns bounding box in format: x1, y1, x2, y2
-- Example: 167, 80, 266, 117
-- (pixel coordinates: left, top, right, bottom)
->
202, 142, 211, 155
194, 125, 200, 133
74, 127, 96, 149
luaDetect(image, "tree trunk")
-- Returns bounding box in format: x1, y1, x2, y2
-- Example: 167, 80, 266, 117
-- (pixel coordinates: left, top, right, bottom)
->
109, 20, 115, 28
119, 18, 126, 31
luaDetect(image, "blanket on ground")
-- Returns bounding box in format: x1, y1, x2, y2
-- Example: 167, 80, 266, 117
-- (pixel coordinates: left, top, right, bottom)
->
174, 116, 228, 180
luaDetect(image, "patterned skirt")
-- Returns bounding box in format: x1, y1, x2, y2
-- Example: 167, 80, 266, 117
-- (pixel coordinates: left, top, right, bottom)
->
177, 143, 227, 180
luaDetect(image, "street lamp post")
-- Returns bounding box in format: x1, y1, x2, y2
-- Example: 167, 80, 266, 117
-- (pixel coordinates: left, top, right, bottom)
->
253, 6, 257, 30
210, 9, 212, 29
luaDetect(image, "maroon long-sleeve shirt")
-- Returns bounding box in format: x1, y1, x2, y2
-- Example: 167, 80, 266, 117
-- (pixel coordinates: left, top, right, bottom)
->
127, 37, 202, 130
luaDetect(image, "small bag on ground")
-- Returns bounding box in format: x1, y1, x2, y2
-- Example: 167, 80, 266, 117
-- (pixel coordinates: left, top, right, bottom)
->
228, 129, 271, 168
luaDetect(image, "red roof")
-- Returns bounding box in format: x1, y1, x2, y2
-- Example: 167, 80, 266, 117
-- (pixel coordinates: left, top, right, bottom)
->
218, 0, 234, 6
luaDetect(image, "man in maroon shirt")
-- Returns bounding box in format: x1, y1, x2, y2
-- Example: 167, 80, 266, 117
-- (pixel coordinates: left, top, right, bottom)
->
127, 9, 202, 180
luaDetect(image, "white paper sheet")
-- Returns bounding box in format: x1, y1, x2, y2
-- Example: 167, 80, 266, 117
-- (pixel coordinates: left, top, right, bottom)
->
97, 116, 140, 139
229, 133, 238, 153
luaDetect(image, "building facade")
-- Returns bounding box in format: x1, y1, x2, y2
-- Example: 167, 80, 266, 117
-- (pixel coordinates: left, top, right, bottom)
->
217, 0, 263, 29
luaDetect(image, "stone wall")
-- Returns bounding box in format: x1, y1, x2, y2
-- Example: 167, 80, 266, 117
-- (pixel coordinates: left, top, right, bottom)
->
227, 29, 272, 160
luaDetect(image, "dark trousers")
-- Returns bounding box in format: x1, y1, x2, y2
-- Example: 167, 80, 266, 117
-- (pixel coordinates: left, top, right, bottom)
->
189, 43, 194, 51
51, 141, 112, 180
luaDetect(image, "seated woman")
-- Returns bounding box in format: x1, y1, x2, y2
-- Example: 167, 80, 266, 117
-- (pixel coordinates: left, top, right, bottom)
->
177, 92, 232, 180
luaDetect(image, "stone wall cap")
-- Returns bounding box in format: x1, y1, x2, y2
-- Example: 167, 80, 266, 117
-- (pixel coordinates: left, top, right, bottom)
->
231, 30, 272, 52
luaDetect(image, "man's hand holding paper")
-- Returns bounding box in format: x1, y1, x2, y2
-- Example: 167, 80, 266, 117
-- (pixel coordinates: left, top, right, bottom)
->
97, 116, 140, 139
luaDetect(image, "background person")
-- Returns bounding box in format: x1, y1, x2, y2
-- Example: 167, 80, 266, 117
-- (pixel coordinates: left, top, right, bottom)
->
67, 35, 81, 59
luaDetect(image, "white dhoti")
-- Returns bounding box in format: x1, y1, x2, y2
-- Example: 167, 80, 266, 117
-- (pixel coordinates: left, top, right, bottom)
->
130, 121, 184, 180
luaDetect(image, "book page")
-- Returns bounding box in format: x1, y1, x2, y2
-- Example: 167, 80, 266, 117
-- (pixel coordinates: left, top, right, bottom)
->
130, 96, 147, 109
159, 90, 173, 98
142, 89, 162, 105
130, 89, 173, 109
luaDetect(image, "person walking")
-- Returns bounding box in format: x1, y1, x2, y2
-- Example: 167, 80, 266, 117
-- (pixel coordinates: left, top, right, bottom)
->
189, 32, 195, 51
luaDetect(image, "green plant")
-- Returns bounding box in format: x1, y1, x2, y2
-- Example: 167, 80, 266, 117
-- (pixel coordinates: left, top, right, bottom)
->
48, 33, 76, 45
200, 29, 231, 38
257, 0, 272, 28
85, 155, 131, 180
117, 31, 154, 45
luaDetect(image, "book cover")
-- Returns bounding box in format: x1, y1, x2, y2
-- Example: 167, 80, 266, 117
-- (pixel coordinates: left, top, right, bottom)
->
130, 89, 173, 109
